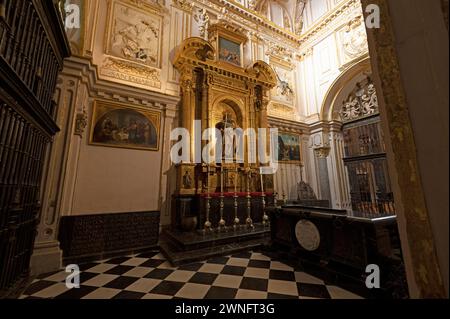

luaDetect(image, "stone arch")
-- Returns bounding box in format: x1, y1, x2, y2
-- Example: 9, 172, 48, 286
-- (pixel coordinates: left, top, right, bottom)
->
211, 95, 245, 128
320, 57, 372, 122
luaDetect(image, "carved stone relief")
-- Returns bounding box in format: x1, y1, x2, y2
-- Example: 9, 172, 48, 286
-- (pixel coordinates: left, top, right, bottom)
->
193, 7, 210, 40
74, 111, 88, 137
294, 0, 307, 36
310, 131, 331, 158
101, 0, 163, 89
340, 76, 378, 122
341, 15, 369, 63
271, 64, 295, 105
107, 1, 162, 67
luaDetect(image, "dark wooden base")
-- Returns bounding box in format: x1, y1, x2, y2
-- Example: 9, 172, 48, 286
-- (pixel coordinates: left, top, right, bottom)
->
160, 223, 271, 266
58, 211, 160, 265
267, 205, 409, 298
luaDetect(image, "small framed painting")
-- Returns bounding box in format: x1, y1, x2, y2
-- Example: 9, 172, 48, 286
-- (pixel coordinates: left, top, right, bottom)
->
218, 36, 242, 67
277, 132, 302, 162
89, 100, 161, 151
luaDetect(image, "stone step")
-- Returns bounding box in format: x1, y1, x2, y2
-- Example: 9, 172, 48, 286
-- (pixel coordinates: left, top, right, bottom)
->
162, 223, 270, 251
160, 237, 270, 266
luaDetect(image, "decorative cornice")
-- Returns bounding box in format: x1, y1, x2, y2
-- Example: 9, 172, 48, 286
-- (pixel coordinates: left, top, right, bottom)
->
61, 56, 180, 110
266, 43, 294, 65
171, 0, 194, 12
194, 0, 301, 47
268, 116, 308, 134
298, 0, 361, 49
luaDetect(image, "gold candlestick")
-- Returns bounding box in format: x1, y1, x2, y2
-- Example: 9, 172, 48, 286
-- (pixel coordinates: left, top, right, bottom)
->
219, 164, 226, 230
234, 167, 238, 194
245, 168, 253, 229
260, 168, 269, 226
260, 168, 264, 193
233, 166, 240, 230
204, 165, 212, 232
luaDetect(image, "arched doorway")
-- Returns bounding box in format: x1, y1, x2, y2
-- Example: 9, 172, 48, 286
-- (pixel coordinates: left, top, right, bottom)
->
339, 76, 395, 217
321, 58, 395, 217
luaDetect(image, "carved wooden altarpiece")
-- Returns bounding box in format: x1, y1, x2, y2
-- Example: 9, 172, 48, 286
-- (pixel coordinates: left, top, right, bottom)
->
172, 24, 278, 197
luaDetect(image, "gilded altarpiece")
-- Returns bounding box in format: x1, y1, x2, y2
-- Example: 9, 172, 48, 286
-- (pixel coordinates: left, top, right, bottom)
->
173, 25, 277, 195
171, 25, 278, 231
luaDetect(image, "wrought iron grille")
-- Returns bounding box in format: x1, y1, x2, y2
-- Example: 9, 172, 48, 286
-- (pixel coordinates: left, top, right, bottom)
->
0, 0, 70, 297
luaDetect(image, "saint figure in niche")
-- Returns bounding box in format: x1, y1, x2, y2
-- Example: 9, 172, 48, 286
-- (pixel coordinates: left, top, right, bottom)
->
216, 111, 237, 161
183, 170, 192, 189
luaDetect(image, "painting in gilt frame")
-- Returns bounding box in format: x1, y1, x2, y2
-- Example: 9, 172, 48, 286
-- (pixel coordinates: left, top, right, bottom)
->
218, 36, 242, 67
277, 132, 302, 162
90, 100, 161, 151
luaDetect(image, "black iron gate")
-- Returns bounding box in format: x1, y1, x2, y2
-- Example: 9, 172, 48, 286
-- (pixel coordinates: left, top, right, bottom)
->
0, 0, 70, 297
342, 116, 396, 217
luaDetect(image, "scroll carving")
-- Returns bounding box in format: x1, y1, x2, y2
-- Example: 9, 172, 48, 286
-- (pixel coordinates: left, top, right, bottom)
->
340, 77, 379, 122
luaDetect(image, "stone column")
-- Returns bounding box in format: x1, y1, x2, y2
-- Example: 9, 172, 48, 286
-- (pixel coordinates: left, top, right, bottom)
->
327, 123, 352, 211
31, 73, 88, 276
311, 129, 332, 204
159, 103, 178, 227
168, 1, 193, 85
180, 71, 195, 163
362, 0, 448, 297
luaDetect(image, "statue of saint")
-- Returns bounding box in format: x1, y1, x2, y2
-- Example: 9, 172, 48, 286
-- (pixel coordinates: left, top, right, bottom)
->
183, 170, 192, 189
216, 112, 236, 161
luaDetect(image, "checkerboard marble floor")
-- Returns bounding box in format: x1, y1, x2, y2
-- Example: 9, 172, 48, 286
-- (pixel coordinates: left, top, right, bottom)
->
20, 250, 363, 299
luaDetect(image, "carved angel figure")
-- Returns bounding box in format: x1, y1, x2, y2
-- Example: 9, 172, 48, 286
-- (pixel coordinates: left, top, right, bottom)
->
275, 70, 294, 97
193, 8, 210, 40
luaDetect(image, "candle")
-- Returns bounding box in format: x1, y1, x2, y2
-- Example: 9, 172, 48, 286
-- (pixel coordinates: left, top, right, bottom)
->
206, 165, 210, 194
260, 168, 264, 194
220, 165, 224, 194
234, 166, 238, 194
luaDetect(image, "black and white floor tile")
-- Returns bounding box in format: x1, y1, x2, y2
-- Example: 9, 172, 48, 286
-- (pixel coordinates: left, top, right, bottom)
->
20, 250, 363, 299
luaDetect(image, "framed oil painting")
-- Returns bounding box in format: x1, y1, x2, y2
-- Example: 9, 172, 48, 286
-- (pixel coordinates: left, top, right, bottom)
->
218, 36, 242, 67
90, 100, 160, 151
277, 132, 302, 162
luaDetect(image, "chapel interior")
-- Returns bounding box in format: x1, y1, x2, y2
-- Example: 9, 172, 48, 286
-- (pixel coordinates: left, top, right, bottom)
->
0, 0, 448, 300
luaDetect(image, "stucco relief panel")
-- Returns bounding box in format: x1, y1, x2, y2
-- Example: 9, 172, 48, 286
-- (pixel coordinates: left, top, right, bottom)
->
100, 0, 163, 89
